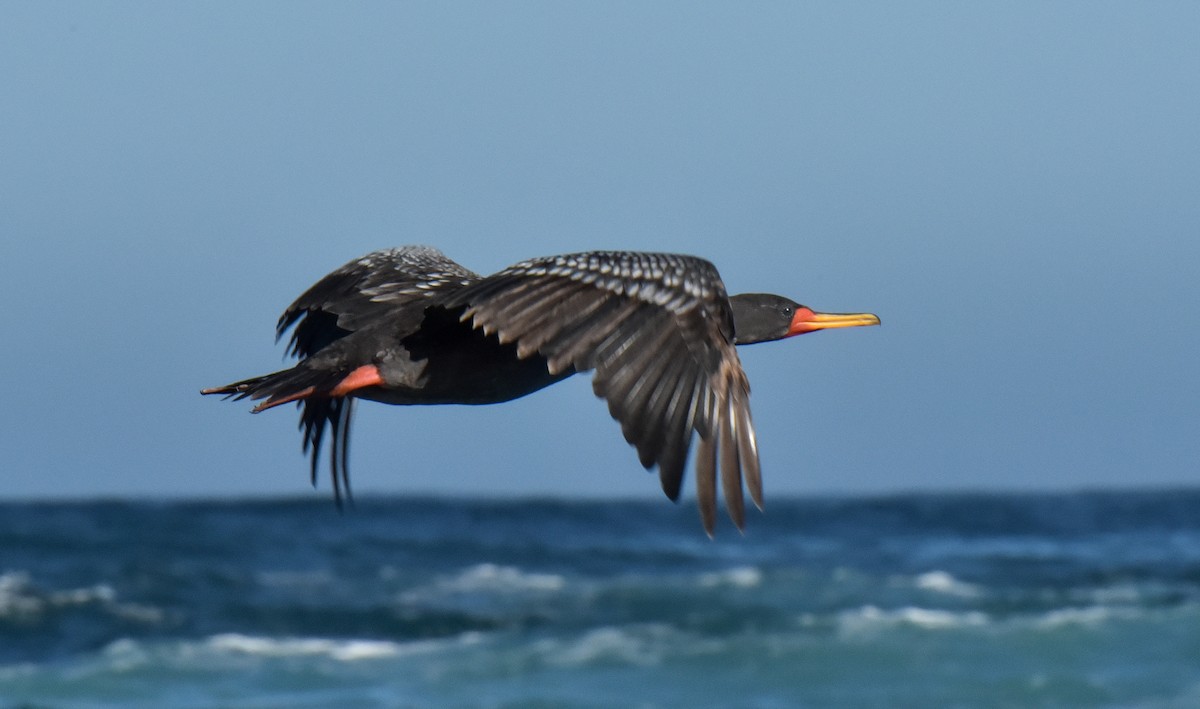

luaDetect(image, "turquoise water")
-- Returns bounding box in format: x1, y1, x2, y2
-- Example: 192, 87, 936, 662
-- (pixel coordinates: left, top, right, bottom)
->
2, 491, 1199, 708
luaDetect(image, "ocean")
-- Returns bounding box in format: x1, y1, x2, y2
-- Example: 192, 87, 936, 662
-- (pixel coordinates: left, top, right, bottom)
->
2, 490, 1199, 708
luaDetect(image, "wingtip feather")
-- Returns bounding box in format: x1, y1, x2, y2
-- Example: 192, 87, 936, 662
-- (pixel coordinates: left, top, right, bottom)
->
719, 397, 746, 532
696, 433, 717, 536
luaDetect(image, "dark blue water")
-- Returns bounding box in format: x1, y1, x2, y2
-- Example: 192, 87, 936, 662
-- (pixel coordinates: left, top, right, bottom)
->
3, 490, 1199, 708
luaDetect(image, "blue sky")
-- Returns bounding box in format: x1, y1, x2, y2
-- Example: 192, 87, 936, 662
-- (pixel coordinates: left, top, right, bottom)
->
2, 2, 1197, 501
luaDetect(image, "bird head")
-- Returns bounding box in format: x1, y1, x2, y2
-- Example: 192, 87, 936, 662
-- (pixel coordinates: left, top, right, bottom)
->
729, 293, 880, 345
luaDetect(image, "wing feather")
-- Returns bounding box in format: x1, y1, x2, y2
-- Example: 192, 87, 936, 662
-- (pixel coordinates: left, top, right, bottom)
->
511, 286, 603, 359
735, 389, 763, 509
273, 246, 478, 498
604, 328, 679, 463
279, 246, 479, 359
624, 351, 686, 468
479, 279, 576, 343
653, 365, 701, 500
695, 433, 718, 536
549, 299, 643, 372
447, 251, 762, 531
718, 388, 745, 531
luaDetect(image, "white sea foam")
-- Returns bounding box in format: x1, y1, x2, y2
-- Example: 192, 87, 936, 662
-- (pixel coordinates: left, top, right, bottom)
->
541, 625, 679, 668
838, 599, 1178, 636
839, 605, 990, 633
207, 634, 406, 661
0, 571, 42, 618
96, 631, 487, 672
101, 637, 152, 672
914, 570, 982, 598
0, 570, 162, 624
1032, 605, 1138, 629
403, 563, 566, 603
452, 563, 566, 592
50, 583, 116, 605
108, 601, 166, 624
698, 566, 763, 589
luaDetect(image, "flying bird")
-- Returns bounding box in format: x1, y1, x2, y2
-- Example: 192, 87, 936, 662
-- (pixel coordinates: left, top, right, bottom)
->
202, 247, 879, 533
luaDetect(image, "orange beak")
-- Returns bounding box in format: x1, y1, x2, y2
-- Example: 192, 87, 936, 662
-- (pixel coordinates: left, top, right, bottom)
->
787, 309, 881, 337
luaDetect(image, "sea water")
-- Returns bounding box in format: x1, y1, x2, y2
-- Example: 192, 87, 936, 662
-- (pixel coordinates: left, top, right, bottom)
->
2, 490, 1199, 708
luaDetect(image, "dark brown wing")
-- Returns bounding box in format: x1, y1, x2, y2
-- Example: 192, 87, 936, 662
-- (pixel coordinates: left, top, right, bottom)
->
272, 246, 479, 501
448, 251, 762, 534
277, 245, 481, 359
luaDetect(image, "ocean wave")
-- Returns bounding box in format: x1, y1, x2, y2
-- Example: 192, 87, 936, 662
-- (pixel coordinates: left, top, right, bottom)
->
531, 623, 722, 669
0, 571, 41, 618
0, 570, 163, 624
1030, 605, 1146, 629
697, 566, 763, 589
541, 625, 668, 667
207, 633, 408, 660
98, 631, 487, 670
833, 600, 1200, 638
400, 563, 566, 605
912, 570, 982, 598
445, 563, 567, 593
838, 605, 991, 633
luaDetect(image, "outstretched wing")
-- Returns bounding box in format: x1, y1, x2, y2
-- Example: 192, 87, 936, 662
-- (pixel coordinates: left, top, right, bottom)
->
447, 251, 761, 534
277, 245, 481, 359
272, 245, 479, 501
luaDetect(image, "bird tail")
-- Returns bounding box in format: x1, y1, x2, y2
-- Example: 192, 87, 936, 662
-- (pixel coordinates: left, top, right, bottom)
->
202, 366, 367, 506
203, 367, 315, 412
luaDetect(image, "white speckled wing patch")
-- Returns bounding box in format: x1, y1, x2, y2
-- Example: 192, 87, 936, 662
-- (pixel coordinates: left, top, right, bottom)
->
358, 245, 479, 301
496, 252, 728, 314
